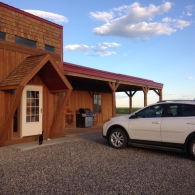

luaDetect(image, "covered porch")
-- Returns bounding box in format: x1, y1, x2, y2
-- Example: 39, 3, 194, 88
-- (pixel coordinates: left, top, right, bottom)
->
63, 62, 163, 117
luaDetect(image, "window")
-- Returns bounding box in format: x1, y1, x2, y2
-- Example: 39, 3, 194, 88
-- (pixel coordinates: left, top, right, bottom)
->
166, 104, 195, 117
26, 91, 40, 122
45, 44, 55, 52
0, 31, 6, 40
94, 94, 101, 113
136, 104, 164, 118
15, 36, 36, 48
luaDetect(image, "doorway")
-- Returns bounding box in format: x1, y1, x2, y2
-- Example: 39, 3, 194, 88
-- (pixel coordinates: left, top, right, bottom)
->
20, 85, 43, 137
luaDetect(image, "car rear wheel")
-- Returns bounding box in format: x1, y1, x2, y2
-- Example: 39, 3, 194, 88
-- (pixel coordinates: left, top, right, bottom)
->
189, 138, 195, 159
109, 128, 127, 149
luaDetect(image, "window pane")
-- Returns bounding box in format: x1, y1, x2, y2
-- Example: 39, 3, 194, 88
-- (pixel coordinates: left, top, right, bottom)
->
26, 90, 39, 122
45, 44, 55, 52
26, 116, 30, 122
35, 107, 39, 114
192, 106, 195, 116
15, 36, 36, 48
0, 31, 6, 40
27, 91, 31, 98
137, 105, 164, 118
94, 94, 102, 113
167, 104, 194, 117
35, 115, 39, 122
26, 107, 31, 115
31, 116, 35, 122
36, 91, 39, 98
181, 105, 193, 116
36, 99, 39, 106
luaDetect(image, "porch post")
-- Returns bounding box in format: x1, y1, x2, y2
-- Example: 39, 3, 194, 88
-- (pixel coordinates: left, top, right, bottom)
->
108, 82, 120, 117
125, 91, 137, 113
0, 85, 24, 146
142, 86, 150, 107
49, 89, 72, 138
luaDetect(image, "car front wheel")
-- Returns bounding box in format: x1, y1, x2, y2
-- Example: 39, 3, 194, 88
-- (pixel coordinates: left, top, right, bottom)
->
189, 138, 195, 159
109, 128, 127, 149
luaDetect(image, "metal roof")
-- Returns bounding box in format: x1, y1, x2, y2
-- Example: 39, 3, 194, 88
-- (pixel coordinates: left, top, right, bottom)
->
63, 62, 163, 89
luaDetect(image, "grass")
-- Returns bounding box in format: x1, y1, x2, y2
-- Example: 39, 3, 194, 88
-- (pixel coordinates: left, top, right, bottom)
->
116, 107, 141, 114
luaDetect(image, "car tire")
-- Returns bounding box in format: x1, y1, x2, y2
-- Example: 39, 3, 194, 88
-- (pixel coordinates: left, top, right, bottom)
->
189, 138, 195, 159
109, 128, 127, 149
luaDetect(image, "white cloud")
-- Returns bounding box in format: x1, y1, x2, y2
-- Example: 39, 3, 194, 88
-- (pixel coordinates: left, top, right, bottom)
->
23, 10, 68, 23
86, 51, 116, 57
90, 2, 191, 40
174, 20, 191, 29
64, 44, 89, 51
66, 42, 120, 57
164, 92, 174, 96
185, 5, 194, 16
89, 11, 114, 23
162, 17, 192, 29
187, 76, 194, 80
91, 42, 120, 52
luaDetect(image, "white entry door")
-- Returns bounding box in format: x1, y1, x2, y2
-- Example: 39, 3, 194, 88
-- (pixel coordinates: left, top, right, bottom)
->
21, 85, 43, 137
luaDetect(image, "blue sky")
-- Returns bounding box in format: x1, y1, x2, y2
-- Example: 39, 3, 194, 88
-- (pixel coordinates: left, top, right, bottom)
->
2, 0, 195, 107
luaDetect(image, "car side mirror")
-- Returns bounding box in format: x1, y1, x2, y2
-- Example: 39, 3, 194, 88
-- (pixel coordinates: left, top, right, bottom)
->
129, 113, 138, 119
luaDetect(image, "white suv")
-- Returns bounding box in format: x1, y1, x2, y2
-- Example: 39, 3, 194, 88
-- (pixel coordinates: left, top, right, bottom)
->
102, 100, 195, 159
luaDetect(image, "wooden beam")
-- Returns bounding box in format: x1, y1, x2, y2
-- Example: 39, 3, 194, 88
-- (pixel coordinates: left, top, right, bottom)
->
50, 89, 69, 93
108, 82, 120, 117
108, 81, 120, 92
0, 85, 18, 91
153, 89, 163, 101
125, 91, 137, 113
88, 91, 94, 99
142, 86, 150, 107
153, 89, 160, 96
0, 40, 61, 61
0, 85, 24, 146
159, 89, 163, 101
49, 89, 72, 138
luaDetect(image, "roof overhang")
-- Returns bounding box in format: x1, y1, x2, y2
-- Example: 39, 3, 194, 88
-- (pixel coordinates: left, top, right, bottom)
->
63, 62, 163, 92
0, 54, 72, 92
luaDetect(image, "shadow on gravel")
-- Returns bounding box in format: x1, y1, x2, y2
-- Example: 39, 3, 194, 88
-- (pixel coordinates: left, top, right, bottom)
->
78, 132, 193, 161
130, 145, 192, 160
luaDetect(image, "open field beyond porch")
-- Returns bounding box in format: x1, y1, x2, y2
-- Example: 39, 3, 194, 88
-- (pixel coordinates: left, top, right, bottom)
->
0, 132, 195, 195
116, 107, 141, 114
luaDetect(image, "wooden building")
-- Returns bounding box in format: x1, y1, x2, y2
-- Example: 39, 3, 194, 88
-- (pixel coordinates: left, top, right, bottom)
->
0, 2, 163, 146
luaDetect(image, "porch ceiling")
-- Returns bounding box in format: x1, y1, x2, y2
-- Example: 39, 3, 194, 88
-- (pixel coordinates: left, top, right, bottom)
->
66, 75, 146, 93
37, 61, 68, 92
63, 61, 163, 93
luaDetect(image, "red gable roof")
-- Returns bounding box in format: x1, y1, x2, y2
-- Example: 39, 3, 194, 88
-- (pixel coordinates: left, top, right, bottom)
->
63, 62, 163, 88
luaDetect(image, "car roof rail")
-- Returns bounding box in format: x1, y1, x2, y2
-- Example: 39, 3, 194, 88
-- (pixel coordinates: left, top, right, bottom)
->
157, 100, 195, 103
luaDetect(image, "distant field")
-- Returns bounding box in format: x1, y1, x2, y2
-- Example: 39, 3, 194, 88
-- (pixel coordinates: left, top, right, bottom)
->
116, 107, 141, 114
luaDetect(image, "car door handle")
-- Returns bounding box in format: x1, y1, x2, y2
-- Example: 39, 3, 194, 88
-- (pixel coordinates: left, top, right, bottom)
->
152, 121, 160, 124
187, 122, 195, 125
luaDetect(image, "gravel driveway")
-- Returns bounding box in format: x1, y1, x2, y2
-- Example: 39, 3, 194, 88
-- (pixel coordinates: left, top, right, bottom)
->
0, 132, 195, 195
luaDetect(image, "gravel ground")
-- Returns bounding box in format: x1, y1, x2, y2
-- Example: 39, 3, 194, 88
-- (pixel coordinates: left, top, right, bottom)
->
0, 133, 195, 195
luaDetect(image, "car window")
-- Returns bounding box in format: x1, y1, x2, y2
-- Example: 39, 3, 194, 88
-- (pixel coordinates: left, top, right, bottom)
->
136, 105, 164, 118
165, 104, 195, 117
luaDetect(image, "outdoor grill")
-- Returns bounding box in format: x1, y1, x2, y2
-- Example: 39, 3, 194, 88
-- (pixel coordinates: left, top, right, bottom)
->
76, 108, 96, 127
